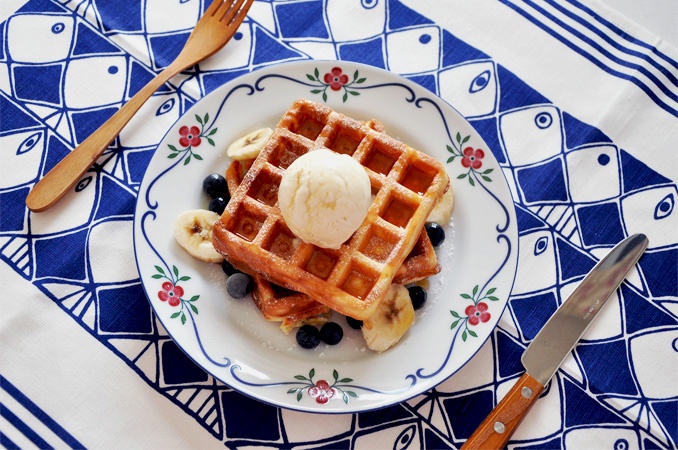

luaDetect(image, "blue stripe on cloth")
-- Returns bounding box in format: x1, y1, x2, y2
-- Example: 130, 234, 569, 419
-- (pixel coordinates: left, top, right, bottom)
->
0, 432, 20, 450
499, 0, 678, 116
0, 376, 85, 449
551, 0, 678, 85
525, 0, 678, 102
565, 0, 678, 69
0, 402, 52, 449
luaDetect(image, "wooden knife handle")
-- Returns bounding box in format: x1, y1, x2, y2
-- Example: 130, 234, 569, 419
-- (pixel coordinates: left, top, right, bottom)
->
461, 373, 544, 450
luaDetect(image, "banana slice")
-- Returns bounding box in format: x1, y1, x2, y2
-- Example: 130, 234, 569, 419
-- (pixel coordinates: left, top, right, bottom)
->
227, 127, 273, 161
427, 186, 454, 226
362, 284, 415, 352
173, 209, 224, 263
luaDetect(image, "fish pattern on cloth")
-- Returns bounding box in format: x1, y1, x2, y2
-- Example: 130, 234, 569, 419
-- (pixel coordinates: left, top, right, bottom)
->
1, 0, 676, 448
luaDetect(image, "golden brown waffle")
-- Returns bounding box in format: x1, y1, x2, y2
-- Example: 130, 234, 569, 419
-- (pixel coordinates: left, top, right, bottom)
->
213, 99, 449, 320
252, 282, 332, 333
224, 158, 440, 330
225, 159, 331, 332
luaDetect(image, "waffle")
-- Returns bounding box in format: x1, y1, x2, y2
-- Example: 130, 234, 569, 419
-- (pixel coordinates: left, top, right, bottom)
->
225, 158, 331, 332
213, 99, 450, 320
251, 282, 332, 333
225, 158, 441, 331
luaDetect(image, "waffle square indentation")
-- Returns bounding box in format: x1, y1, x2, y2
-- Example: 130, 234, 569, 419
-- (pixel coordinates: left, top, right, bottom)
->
282, 100, 330, 140
399, 163, 436, 194
326, 124, 365, 156
247, 168, 280, 206
340, 261, 379, 300
229, 206, 265, 242
363, 143, 401, 175
271, 135, 310, 169
304, 248, 339, 281
381, 194, 418, 228
360, 226, 399, 263
296, 116, 325, 140
263, 222, 298, 261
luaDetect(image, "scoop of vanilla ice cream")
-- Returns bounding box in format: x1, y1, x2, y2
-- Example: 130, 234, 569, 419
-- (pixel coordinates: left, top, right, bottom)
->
278, 149, 371, 249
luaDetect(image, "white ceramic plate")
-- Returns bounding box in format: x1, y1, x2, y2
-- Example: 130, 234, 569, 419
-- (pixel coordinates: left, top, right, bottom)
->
134, 60, 518, 413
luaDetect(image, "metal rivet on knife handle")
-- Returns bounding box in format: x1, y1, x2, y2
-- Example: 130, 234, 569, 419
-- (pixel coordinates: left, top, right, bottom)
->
461, 373, 545, 450
521, 387, 533, 398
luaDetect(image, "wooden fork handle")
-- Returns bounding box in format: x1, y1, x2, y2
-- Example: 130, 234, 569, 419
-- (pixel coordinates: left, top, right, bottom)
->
461, 373, 544, 450
25, 58, 188, 212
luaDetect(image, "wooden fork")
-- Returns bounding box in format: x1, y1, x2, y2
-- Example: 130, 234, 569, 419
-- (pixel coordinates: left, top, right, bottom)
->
25, 0, 254, 212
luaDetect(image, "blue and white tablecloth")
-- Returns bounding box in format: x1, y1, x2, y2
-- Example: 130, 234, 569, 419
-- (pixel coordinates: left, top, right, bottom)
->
1, 0, 676, 448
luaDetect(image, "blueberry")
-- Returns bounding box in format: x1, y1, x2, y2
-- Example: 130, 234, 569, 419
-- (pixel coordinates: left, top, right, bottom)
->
221, 259, 239, 276
425, 222, 445, 247
296, 325, 321, 349
203, 173, 228, 198
208, 196, 228, 215
226, 273, 253, 299
346, 316, 363, 329
320, 322, 343, 345
408, 285, 427, 310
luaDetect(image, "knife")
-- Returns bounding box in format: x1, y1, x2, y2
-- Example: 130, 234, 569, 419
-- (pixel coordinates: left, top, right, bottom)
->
461, 233, 648, 450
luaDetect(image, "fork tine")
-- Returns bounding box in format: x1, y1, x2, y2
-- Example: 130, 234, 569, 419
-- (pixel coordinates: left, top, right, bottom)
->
220, 0, 251, 25
212, 0, 241, 22
205, 0, 229, 17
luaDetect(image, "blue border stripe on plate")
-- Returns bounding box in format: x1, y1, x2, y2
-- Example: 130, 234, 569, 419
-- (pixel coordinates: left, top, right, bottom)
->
499, 0, 678, 116
0, 376, 85, 449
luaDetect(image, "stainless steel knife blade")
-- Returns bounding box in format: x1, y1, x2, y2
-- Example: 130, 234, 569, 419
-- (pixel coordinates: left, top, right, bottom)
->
462, 233, 648, 450
522, 232, 649, 386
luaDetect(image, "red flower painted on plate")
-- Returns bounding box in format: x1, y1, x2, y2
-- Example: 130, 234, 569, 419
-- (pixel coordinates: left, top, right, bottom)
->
323, 67, 349, 91
308, 380, 335, 404
179, 125, 202, 148
465, 302, 490, 326
461, 147, 485, 170
158, 281, 184, 307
